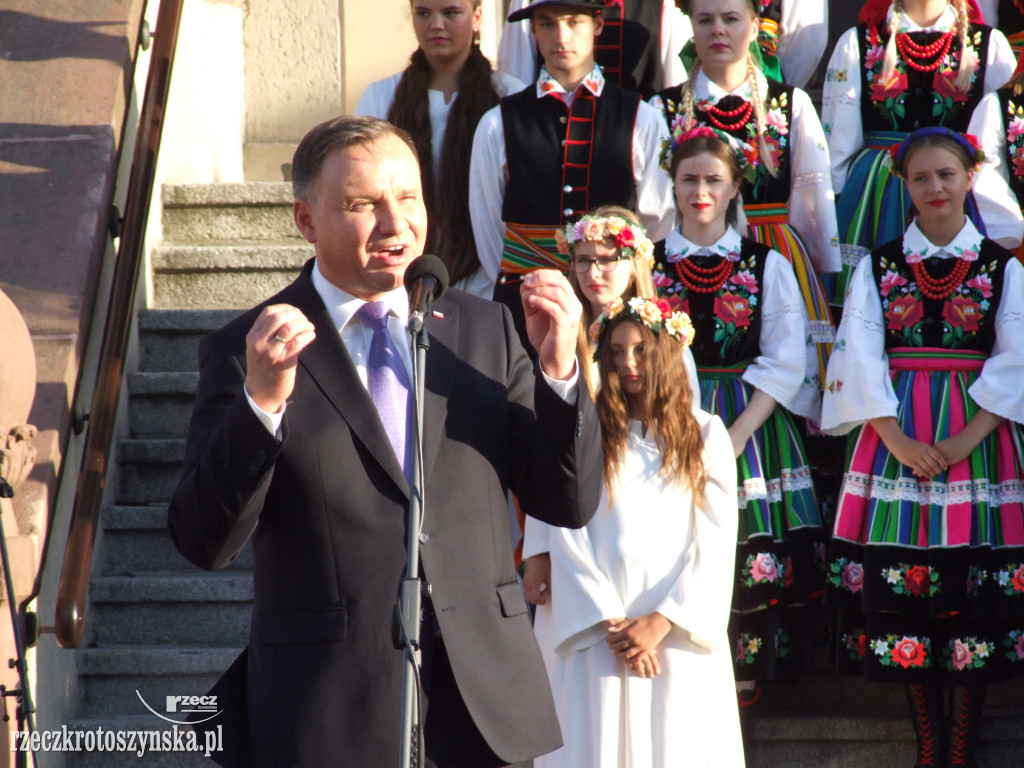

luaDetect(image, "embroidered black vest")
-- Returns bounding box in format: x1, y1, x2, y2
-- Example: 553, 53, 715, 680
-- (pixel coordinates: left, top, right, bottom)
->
655, 78, 795, 204
857, 22, 991, 133
652, 238, 771, 366
998, 87, 1024, 204
500, 83, 639, 226
596, 0, 665, 98
871, 238, 1011, 352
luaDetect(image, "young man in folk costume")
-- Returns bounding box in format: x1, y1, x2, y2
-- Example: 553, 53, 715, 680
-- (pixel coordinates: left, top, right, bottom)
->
470, 0, 673, 351
498, 0, 691, 99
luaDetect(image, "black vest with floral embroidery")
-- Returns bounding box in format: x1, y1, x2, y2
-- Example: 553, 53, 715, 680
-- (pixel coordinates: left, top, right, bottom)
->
652, 237, 771, 366
998, 87, 1024, 204
655, 78, 795, 203
871, 237, 1011, 352
857, 22, 991, 133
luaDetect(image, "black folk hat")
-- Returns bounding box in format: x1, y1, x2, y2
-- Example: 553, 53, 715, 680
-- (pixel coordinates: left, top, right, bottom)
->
507, 0, 607, 23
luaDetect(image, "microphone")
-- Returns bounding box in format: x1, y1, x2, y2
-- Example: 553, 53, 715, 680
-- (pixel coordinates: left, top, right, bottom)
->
404, 254, 449, 333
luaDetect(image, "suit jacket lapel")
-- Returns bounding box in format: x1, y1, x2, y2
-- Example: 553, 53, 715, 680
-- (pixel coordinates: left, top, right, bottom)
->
284, 266, 410, 497
421, 300, 459, 485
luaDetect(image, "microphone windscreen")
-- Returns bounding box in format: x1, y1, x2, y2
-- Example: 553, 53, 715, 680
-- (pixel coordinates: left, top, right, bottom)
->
403, 254, 449, 299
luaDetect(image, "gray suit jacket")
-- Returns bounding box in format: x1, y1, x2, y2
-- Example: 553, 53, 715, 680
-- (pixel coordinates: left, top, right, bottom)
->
168, 260, 602, 767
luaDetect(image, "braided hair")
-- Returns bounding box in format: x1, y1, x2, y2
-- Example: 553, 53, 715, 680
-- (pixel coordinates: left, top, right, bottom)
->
879, 0, 976, 93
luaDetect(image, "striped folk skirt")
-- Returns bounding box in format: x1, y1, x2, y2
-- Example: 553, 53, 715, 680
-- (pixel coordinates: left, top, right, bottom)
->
827, 349, 1024, 683
701, 366, 825, 680
745, 202, 835, 391
834, 131, 910, 305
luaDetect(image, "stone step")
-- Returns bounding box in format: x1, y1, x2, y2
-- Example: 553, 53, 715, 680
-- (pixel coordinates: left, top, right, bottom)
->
77, 646, 241, 718
127, 371, 198, 438
150, 242, 310, 309
161, 182, 300, 243
139, 309, 238, 373
65, 717, 220, 768
115, 439, 185, 505
101, 505, 252, 574
89, 573, 252, 646
745, 713, 1024, 768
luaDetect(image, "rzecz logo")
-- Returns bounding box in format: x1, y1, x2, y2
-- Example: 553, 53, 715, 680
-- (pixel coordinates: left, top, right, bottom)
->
136, 691, 221, 725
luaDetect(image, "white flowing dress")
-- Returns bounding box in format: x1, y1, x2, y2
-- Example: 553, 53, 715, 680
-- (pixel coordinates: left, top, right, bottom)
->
536, 411, 745, 768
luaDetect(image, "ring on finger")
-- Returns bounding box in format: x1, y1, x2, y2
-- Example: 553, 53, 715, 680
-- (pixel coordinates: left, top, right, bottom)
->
273, 334, 287, 344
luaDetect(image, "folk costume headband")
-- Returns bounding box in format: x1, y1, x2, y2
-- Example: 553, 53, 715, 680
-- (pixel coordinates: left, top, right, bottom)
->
589, 296, 696, 350
661, 123, 759, 184
507, 0, 606, 22
887, 127, 985, 178
556, 215, 656, 268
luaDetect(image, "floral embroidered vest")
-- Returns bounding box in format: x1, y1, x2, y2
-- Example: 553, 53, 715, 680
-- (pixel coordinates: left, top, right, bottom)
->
652, 237, 771, 366
857, 22, 991, 133
871, 238, 1010, 352
998, 87, 1024, 204
655, 78, 794, 204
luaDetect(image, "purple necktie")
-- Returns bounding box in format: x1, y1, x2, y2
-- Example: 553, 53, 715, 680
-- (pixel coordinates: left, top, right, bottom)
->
356, 301, 411, 477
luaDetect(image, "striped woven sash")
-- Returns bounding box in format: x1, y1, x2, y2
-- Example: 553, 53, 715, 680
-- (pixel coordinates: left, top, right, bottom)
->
699, 361, 752, 379
888, 347, 985, 372
743, 201, 787, 225
499, 223, 568, 276
865, 130, 906, 152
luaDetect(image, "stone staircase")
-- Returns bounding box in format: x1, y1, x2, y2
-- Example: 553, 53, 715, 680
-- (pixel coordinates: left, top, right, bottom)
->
65, 183, 1024, 767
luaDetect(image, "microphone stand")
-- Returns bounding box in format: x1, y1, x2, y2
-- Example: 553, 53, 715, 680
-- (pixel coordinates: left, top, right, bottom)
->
397, 323, 429, 768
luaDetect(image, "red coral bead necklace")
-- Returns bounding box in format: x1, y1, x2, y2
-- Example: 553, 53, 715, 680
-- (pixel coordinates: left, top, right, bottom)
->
674, 257, 735, 293
910, 258, 971, 300
896, 30, 954, 73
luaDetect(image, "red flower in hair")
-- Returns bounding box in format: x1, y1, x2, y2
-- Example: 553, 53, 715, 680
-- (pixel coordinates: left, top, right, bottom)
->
616, 227, 636, 249
654, 298, 673, 319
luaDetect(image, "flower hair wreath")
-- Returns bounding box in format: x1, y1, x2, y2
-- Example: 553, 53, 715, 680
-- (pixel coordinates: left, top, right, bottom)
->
588, 296, 696, 350
555, 215, 655, 268
886, 127, 986, 179
660, 121, 759, 184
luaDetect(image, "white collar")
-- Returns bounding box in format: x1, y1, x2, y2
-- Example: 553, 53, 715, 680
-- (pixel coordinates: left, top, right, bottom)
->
664, 226, 744, 263
311, 260, 410, 333
888, 4, 957, 33
536, 64, 606, 99
693, 68, 766, 105
902, 219, 983, 263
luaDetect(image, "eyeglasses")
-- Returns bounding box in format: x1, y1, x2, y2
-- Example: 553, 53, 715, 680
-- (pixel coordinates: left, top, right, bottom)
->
570, 255, 627, 274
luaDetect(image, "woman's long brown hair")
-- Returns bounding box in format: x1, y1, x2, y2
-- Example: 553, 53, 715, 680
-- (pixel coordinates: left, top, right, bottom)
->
387, 6, 499, 285
595, 318, 707, 502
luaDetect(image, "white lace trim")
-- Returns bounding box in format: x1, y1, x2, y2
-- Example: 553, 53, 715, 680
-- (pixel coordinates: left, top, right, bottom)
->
737, 465, 816, 506
761, 303, 807, 326
810, 320, 836, 344
840, 305, 885, 336
841, 471, 1024, 505
822, 93, 858, 108
841, 244, 870, 267
792, 172, 827, 189
997, 310, 1024, 328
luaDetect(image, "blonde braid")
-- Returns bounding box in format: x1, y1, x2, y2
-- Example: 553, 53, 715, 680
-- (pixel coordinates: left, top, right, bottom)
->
954, 0, 975, 92
747, 52, 779, 178
880, 0, 903, 83
679, 61, 701, 131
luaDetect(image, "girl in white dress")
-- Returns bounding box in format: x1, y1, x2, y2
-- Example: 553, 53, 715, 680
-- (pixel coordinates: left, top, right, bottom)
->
355, 0, 524, 298
538, 295, 743, 768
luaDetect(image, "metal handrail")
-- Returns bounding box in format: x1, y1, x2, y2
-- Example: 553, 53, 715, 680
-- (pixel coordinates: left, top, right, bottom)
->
55, 0, 185, 649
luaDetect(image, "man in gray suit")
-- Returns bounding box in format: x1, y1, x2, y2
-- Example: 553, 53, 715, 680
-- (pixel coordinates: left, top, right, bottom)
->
167, 115, 602, 767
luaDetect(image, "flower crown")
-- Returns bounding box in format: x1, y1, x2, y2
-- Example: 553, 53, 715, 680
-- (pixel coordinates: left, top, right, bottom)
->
588, 296, 696, 350
660, 121, 759, 184
555, 215, 655, 268
887, 128, 986, 179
